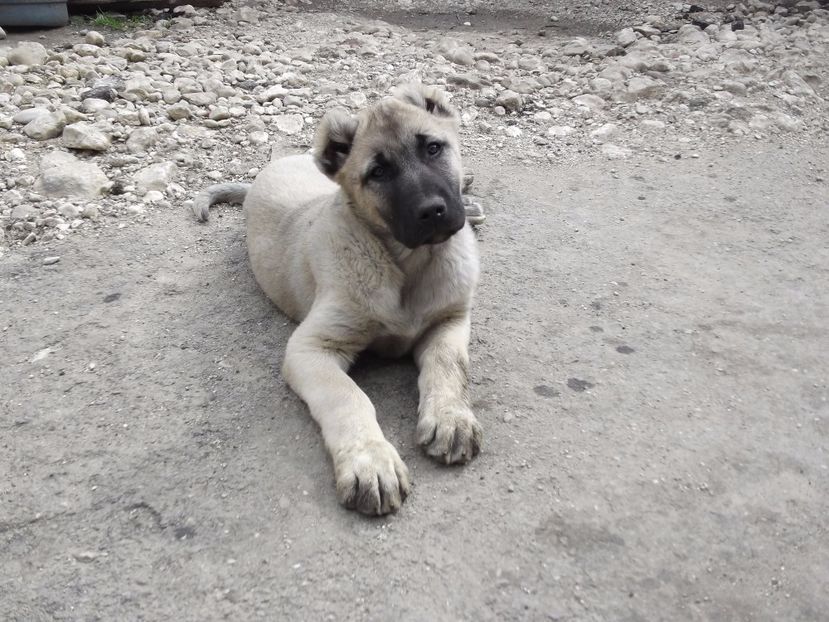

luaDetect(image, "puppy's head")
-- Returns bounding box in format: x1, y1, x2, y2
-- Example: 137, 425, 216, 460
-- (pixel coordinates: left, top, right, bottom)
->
313, 83, 465, 249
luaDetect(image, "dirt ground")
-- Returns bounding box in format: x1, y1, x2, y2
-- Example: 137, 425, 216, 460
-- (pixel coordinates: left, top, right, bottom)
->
2, 136, 827, 620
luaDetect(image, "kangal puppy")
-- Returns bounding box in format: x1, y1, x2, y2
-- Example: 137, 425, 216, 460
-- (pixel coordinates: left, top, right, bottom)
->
194, 83, 481, 515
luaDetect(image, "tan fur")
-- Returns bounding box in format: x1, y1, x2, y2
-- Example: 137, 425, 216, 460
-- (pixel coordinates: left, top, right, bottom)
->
213, 84, 481, 515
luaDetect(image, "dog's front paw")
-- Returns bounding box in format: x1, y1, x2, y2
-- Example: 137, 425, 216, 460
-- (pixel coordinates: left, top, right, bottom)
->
334, 439, 411, 516
417, 406, 482, 465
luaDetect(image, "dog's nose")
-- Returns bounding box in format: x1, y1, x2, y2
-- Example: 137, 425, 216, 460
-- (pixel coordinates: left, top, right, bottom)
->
416, 199, 447, 222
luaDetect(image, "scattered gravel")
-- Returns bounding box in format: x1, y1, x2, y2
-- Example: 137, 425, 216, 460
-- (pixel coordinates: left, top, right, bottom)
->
1, 0, 827, 249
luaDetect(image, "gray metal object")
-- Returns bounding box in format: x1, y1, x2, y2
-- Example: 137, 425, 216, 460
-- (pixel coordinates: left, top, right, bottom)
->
0, 0, 69, 27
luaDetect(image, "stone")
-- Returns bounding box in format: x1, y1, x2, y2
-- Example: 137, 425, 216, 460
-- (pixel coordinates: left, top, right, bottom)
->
143, 190, 165, 203
590, 123, 618, 143
134, 162, 177, 194
0, 26, 6, 40
624, 76, 663, 101
23, 112, 66, 140
547, 125, 574, 137
82, 205, 99, 220
123, 77, 155, 102
677, 24, 710, 45
504, 126, 522, 137
62, 123, 111, 151
13, 108, 50, 125
347, 92, 367, 108
572, 93, 606, 110
209, 107, 231, 121
274, 114, 304, 135
11, 204, 37, 220
167, 102, 192, 121
257, 84, 288, 103
601, 144, 632, 159
35, 151, 110, 199
85, 31, 106, 47
775, 113, 801, 131
249, 131, 269, 145
58, 204, 81, 219
446, 47, 474, 65
183, 92, 217, 107
495, 90, 523, 112
81, 98, 110, 114
7, 42, 49, 66
81, 86, 117, 102
616, 28, 637, 47
640, 119, 666, 131
562, 40, 589, 56
42, 256, 60, 266
73, 44, 100, 57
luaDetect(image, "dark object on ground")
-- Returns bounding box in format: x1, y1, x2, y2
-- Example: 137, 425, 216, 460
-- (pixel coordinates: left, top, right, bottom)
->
0, 0, 68, 27
67, 0, 224, 12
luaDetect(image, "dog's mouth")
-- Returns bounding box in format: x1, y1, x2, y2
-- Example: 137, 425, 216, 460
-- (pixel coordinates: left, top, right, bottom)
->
423, 228, 459, 245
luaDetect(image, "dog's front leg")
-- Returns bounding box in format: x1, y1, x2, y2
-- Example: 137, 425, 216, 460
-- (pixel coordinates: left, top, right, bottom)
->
283, 314, 410, 515
414, 313, 482, 464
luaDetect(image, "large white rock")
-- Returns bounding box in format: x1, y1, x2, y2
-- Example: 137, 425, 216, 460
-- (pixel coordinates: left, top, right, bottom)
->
572, 94, 606, 111
23, 111, 66, 140
126, 127, 159, 153
616, 28, 637, 47
274, 114, 304, 135
134, 162, 177, 194
7, 42, 48, 66
35, 151, 110, 198
62, 122, 111, 151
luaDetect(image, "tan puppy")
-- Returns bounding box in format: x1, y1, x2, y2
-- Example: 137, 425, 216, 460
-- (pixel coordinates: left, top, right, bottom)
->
194, 84, 481, 515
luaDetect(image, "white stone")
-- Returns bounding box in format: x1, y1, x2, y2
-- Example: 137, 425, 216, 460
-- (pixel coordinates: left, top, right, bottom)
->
85, 31, 106, 46
274, 114, 304, 135
616, 28, 637, 47
7, 42, 49, 66
547, 125, 574, 137
167, 102, 192, 121
624, 76, 663, 101
134, 162, 177, 194
590, 123, 618, 143
347, 92, 367, 108
35, 151, 110, 198
495, 90, 522, 112
572, 94, 605, 111
13, 108, 49, 125
23, 111, 66, 140
249, 131, 269, 145
640, 119, 666, 131
601, 144, 631, 159
504, 126, 522, 137
209, 107, 231, 121
143, 190, 165, 203
62, 122, 111, 151
81, 98, 110, 114
257, 84, 288, 103
677, 25, 710, 45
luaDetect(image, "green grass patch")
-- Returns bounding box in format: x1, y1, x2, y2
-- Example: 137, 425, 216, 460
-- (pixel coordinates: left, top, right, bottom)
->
88, 11, 153, 31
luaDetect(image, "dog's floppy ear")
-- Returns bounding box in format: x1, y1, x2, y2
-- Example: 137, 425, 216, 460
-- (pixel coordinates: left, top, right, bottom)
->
314, 107, 359, 178
392, 82, 457, 120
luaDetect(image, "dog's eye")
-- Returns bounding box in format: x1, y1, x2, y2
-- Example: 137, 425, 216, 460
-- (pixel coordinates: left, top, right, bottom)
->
426, 142, 443, 156
369, 165, 386, 180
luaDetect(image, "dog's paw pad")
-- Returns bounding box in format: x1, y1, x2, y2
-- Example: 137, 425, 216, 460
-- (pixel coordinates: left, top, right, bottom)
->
417, 408, 482, 465
334, 440, 410, 516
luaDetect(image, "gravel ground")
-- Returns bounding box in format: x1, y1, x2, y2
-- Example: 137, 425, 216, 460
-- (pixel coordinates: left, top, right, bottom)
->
1, 1, 828, 620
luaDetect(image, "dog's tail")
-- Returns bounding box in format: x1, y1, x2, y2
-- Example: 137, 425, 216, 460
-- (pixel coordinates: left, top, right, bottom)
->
192, 183, 251, 222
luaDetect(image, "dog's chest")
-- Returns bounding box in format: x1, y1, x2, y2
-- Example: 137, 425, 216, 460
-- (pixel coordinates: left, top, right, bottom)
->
370, 234, 478, 357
